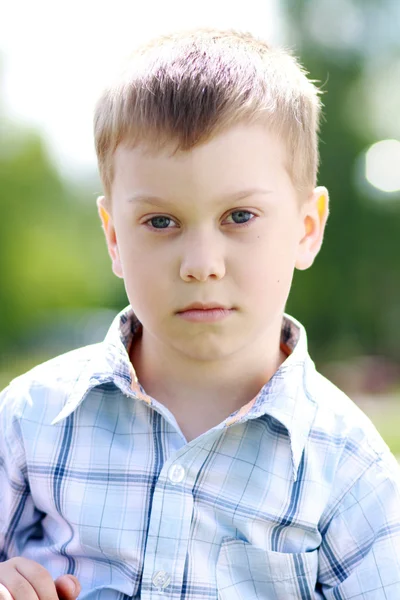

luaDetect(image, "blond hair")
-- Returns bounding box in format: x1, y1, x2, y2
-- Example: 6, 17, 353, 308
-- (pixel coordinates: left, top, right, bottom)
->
94, 28, 323, 202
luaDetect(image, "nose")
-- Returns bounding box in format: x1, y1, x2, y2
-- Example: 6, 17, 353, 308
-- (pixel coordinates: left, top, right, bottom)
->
179, 229, 226, 282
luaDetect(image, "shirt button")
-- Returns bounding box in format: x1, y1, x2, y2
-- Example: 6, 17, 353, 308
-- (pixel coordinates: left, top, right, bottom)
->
152, 570, 171, 590
168, 463, 185, 484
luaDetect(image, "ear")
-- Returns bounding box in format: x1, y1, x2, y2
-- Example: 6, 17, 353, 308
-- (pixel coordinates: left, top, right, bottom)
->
295, 186, 329, 271
96, 196, 124, 279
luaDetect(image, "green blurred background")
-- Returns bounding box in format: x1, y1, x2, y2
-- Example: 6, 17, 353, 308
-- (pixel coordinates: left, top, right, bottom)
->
1, 0, 399, 451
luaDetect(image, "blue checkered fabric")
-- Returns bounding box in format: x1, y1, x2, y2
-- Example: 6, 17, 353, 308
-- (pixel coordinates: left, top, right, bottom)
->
1, 305, 400, 599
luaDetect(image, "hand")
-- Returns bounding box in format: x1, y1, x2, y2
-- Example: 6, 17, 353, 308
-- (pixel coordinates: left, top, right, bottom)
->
54, 574, 81, 599
0, 557, 81, 599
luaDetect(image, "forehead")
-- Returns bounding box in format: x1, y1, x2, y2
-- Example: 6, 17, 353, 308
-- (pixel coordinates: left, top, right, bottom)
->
112, 123, 291, 199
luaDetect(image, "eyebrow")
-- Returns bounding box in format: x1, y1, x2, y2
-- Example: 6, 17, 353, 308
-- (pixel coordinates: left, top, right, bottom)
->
127, 188, 273, 206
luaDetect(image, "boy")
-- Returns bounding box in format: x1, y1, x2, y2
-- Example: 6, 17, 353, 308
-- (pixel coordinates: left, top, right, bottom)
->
1, 28, 400, 600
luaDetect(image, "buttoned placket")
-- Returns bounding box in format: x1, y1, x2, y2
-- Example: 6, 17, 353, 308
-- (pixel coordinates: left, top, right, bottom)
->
139, 423, 222, 599
139, 452, 194, 597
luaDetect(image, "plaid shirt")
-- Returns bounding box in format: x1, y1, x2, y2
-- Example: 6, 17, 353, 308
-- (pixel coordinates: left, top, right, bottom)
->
1, 306, 400, 599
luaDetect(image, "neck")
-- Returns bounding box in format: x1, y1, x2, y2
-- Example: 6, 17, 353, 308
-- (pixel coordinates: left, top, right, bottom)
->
130, 319, 287, 434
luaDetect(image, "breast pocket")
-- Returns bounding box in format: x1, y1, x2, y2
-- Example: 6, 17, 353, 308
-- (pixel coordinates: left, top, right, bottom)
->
216, 538, 318, 600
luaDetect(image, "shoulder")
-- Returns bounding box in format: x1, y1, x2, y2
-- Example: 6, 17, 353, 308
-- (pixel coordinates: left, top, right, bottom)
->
305, 366, 400, 506
309, 369, 390, 457
0, 343, 103, 422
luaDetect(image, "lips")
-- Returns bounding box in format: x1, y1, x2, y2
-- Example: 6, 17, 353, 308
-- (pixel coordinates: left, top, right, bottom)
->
177, 302, 230, 313
176, 305, 235, 323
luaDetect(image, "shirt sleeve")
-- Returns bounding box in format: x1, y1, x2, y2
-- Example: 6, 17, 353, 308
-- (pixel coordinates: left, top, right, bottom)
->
0, 384, 43, 561
318, 451, 400, 599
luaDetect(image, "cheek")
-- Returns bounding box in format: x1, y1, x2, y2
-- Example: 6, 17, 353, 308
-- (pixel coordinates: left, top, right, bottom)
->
115, 232, 147, 283
237, 238, 296, 289
117, 234, 173, 307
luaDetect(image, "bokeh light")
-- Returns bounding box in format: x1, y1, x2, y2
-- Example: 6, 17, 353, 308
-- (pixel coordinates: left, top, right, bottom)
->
365, 139, 400, 193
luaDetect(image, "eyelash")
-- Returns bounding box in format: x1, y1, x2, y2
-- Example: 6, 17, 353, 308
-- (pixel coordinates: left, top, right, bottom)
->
143, 210, 257, 232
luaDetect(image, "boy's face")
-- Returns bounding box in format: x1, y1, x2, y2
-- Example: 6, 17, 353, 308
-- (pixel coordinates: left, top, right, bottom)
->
98, 123, 328, 362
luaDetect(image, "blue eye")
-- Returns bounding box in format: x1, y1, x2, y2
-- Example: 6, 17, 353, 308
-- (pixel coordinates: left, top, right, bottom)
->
228, 211, 255, 225
149, 216, 172, 229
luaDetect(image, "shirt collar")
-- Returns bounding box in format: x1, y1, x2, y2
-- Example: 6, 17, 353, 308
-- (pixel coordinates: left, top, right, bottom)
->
52, 306, 317, 481
51, 306, 139, 425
